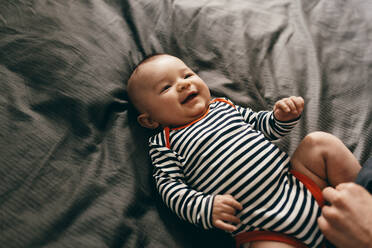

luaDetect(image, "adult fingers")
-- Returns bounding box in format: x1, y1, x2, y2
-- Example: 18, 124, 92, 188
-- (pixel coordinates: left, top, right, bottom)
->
317, 215, 331, 234
335, 182, 361, 192
322, 186, 339, 205
317, 216, 341, 244
320, 205, 343, 226
323, 184, 355, 207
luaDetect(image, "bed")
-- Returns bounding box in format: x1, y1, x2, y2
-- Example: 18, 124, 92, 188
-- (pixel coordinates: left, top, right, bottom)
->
1, 0, 371, 247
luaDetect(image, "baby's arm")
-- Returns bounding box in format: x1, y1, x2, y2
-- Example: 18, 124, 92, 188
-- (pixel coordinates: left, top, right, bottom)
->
212, 194, 242, 232
234, 96, 303, 140
150, 142, 215, 229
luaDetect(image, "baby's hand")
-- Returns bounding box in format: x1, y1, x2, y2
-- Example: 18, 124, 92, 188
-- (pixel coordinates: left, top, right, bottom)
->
274, 96, 304, 122
212, 194, 242, 232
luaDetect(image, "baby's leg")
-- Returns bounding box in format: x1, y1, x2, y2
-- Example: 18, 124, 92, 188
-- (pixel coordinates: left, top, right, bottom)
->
248, 241, 296, 248
290, 131, 361, 189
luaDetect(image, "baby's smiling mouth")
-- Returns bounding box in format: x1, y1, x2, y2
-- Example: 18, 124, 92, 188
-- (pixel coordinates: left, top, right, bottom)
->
181, 92, 198, 104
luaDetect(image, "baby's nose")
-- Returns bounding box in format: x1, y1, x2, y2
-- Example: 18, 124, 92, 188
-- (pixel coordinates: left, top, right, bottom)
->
177, 81, 191, 91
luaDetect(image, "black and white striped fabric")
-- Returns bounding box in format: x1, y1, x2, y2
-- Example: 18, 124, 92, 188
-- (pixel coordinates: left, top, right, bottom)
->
149, 98, 323, 247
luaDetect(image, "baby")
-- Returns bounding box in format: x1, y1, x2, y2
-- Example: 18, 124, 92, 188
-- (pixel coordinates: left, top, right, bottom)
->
127, 54, 361, 248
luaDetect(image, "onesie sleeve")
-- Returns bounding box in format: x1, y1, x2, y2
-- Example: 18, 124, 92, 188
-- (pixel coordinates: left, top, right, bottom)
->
234, 103, 300, 140
149, 134, 215, 229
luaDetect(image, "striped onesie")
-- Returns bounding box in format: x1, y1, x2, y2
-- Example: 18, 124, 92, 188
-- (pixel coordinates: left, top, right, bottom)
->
149, 98, 324, 247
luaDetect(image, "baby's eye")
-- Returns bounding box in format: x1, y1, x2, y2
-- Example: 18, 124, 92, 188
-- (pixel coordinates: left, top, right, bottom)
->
161, 85, 171, 92
184, 73, 193, 79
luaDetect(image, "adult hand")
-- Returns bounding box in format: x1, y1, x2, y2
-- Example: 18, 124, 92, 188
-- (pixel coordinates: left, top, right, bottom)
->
212, 194, 242, 232
318, 183, 372, 248
273, 96, 304, 122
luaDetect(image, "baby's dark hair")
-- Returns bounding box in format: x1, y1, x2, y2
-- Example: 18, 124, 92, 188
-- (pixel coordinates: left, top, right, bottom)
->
130, 53, 168, 76
126, 53, 168, 117
126, 54, 168, 135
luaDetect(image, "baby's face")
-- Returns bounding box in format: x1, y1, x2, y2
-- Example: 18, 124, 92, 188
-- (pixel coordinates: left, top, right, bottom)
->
129, 55, 211, 128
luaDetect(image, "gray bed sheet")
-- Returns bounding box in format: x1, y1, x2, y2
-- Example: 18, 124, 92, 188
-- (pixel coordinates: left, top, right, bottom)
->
1, 0, 371, 247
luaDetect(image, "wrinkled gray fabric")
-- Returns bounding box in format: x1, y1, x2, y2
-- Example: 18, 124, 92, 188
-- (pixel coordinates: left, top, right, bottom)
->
0, 0, 371, 247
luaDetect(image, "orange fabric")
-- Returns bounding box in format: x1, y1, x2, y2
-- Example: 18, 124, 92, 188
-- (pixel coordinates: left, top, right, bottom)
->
210, 98, 236, 108
164, 127, 170, 149
290, 169, 325, 207
235, 231, 308, 248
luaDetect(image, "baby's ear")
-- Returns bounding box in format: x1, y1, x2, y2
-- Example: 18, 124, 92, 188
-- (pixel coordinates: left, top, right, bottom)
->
137, 113, 160, 129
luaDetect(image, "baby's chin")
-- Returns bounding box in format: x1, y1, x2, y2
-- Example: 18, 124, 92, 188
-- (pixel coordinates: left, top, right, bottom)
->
167, 105, 208, 128
190, 102, 209, 119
